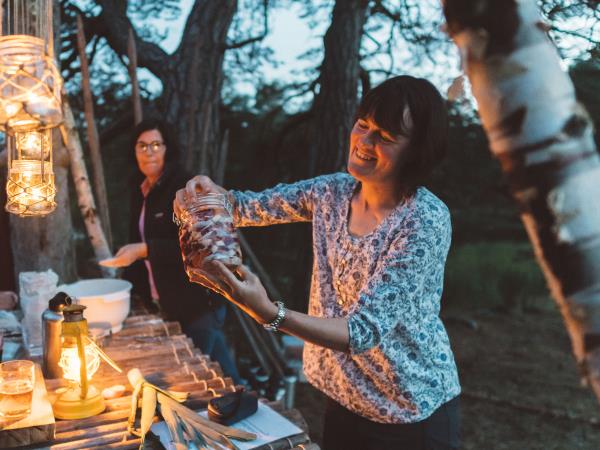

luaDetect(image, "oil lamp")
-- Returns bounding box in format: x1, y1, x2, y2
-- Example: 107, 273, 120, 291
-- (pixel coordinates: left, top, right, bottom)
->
52, 304, 122, 420
4, 128, 56, 216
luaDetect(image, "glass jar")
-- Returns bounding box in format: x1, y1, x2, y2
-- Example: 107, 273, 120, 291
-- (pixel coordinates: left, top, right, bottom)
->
174, 193, 242, 296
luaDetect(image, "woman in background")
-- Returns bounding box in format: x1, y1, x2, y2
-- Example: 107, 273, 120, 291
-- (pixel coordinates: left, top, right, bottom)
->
102, 118, 239, 383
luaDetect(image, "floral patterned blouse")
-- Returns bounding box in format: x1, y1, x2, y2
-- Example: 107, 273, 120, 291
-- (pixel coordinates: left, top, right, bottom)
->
231, 172, 460, 423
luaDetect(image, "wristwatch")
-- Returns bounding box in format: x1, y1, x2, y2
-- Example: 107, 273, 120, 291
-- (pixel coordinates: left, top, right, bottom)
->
263, 301, 286, 332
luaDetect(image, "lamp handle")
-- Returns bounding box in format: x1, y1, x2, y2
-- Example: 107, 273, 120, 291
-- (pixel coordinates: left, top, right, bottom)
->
84, 336, 123, 374
76, 332, 88, 399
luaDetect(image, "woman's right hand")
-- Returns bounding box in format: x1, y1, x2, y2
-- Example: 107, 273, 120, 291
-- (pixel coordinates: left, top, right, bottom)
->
173, 175, 227, 217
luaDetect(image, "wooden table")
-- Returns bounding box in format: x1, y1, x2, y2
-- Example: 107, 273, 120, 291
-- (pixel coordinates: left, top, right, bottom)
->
33, 313, 319, 450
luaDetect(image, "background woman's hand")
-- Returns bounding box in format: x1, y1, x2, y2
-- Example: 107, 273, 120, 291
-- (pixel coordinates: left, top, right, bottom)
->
99, 243, 148, 268
211, 261, 277, 324
0, 291, 17, 310
173, 175, 228, 218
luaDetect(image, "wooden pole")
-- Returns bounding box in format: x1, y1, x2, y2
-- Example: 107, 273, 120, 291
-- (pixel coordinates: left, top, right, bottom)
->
127, 26, 143, 126
76, 14, 113, 249
213, 129, 229, 186
60, 97, 114, 277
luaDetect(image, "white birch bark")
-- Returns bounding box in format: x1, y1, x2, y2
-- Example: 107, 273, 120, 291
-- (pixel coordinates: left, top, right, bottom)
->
60, 97, 115, 277
76, 14, 113, 249
442, 0, 600, 399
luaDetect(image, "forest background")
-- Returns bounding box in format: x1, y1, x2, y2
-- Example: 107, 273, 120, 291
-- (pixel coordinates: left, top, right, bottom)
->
2, 1, 600, 448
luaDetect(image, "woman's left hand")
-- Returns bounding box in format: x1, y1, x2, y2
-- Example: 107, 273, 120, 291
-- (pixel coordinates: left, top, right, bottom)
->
99, 243, 148, 268
211, 261, 277, 324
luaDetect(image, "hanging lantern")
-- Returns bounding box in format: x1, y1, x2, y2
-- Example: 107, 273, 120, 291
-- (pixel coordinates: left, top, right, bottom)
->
1, 0, 62, 216
5, 128, 56, 216
0, 0, 62, 131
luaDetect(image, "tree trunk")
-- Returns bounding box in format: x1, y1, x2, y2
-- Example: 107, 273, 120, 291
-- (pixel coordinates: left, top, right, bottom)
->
442, 0, 600, 400
76, 14, 113, 249
92, 0, 236, 175
293, 0, 368, 302
308, 0, 369, 176
163, 0, 237, 173
127, 26, 143, 126
60, 98, 114, 277
0, 167, 15, 290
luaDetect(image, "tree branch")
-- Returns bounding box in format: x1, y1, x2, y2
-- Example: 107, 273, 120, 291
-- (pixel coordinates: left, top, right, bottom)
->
225, 0, 269, 50
84, 0, 171, 81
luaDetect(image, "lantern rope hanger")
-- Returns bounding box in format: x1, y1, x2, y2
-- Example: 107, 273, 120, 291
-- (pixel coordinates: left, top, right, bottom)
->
0, 0, 63, 217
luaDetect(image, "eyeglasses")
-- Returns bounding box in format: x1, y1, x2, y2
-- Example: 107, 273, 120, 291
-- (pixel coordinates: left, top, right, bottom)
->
135, 141, 165, 154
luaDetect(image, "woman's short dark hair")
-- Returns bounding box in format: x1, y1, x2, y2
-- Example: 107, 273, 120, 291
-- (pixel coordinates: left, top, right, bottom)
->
130, 118, 179, 164
356, 75, 448, 188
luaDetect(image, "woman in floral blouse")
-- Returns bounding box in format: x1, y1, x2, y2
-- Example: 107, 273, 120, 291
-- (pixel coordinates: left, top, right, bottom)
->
176, 75, 460, 450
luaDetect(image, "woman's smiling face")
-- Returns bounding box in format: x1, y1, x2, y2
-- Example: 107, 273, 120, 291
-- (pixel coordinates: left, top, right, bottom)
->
347, 115, 412, 187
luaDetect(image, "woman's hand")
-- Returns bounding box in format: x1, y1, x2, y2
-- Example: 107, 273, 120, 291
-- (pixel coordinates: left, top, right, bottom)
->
99, 243, 148, 268
173, 175, 228, 218
0, 291, 17, 310
211, 261, 278, 325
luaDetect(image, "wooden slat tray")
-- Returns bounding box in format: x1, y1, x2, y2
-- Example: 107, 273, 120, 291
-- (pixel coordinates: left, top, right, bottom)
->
29, 314, 318, 450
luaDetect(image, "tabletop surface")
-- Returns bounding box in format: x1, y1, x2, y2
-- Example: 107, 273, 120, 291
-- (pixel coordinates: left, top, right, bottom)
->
6, 309, 318, 450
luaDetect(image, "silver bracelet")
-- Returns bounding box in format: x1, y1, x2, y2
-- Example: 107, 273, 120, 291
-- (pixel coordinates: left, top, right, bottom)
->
263, 301, 286, 332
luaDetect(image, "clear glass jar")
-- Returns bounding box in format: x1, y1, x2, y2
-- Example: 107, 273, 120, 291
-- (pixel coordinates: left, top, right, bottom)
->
175, 193, 242, 295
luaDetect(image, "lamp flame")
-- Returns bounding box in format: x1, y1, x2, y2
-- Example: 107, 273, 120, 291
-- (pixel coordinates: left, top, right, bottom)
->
58, 344, 101, 384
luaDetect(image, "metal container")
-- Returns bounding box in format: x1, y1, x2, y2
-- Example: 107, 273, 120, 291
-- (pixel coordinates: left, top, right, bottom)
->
283, 368, 298, 410
42, 292, 72, 379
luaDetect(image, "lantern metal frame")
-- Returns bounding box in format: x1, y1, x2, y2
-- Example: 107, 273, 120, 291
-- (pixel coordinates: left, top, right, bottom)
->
5, 127, 56, 216
0, 35, 62, 131
1, 0, 63, 217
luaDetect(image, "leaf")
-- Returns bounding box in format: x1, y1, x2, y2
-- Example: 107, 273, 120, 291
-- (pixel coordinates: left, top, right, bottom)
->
158, 395, 187, 449
174, 408, 209, 449
140, 385, 158, 442
128, 378, 144, 436
188, 420, 239, 450
158, 394, 255, 441
166, 390, 189, 402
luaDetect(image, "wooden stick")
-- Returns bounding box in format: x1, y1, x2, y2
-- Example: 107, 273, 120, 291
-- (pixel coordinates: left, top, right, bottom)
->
238, 231, 285, 357
59, 97, 114, 277
214, 128, 229, 185
127, 26, 143, 125
231, 306, 272, 375
76, 13, 113, 249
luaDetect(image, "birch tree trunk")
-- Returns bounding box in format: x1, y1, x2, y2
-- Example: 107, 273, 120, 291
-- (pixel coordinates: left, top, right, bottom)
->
308, 0, 369, 176
442, 0, 600, 399
60, 98, 114, 277
76, 14, 112, 249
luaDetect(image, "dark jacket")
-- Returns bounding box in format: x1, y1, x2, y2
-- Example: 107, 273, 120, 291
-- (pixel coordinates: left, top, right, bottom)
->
123, 163, 224, 324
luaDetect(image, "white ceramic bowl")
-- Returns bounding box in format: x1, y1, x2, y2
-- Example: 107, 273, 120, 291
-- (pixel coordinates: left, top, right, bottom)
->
59, 279, 132, 333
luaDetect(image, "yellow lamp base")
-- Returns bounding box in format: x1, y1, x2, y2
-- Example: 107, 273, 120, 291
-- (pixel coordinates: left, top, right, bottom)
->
52, 385, 105, 420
